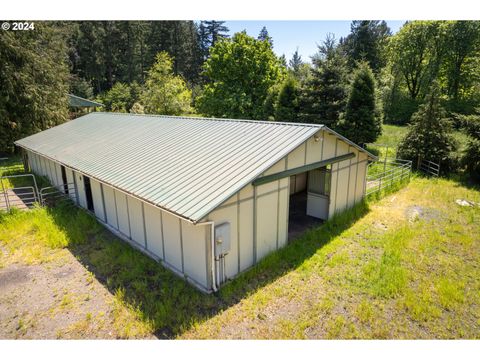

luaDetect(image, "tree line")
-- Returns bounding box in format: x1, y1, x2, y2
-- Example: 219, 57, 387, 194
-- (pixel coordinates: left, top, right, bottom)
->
1, 20, 479, 179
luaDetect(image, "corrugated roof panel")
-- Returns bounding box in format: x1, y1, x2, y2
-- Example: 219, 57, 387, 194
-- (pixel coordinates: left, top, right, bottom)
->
68, 94, 104, 108
15, 113, 322, 222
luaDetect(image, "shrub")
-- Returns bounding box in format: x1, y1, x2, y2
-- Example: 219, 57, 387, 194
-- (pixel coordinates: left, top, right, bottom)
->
397, 83, 458, 173
274, 77, 299, 121
458, 113, 480, 180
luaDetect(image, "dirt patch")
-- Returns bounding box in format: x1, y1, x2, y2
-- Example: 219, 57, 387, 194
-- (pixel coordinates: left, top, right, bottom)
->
405, 205, 443, 223
0, 252, 155, 339
0, 265, 32, 289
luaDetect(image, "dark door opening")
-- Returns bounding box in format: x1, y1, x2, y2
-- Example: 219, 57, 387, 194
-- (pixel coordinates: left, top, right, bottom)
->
60, 165, 69, 194
288, 167, 331, 241
288, 172, 323, 241
84, 176, 94, 212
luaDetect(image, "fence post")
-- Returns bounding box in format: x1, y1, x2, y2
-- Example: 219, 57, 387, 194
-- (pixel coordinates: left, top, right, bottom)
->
1, 179, 9, 212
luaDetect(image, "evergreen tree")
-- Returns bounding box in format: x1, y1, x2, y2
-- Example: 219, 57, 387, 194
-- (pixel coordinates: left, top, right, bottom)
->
397, 83, 457, 170
258, 26, 273, 46
299, 34, 348, 127
197, 21, 210, 61
202, 21, 229, 48
341, 20, 391, 73
338, 62, 382, 145
289, 49, 303, 75
0, 23, 69, 153
142, 52, 192, 115
197, 31, 286, 119
275, 77, 299, 121
68, 21, 203, 94
458, 113, 480, 179
263, 85, 280, 121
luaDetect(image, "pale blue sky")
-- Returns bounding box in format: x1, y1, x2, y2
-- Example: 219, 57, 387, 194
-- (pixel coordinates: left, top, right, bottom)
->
224, 20, 406, 63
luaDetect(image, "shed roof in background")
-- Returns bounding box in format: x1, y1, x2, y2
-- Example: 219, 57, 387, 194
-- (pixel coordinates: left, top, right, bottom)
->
15, 113, 373, 223
68, 94, 104, 108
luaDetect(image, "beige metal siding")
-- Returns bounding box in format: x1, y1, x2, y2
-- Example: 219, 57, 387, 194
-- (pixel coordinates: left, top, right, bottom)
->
47, 159, 57, 185
277, 179, 289, 249
356, 155, 368, 203
28, 151, 37, 173
181, 222, 208, 286
143, 202, 164, 259
115, 190, 130, 237
127, 196, 145, 247
54, 162, 63, 188
162, 212, 183, 272
333, 141, 351, 214
255, 182, 280, 261
286, 143, 306, 169
347, 148, 357, 206
305, 134, 324, 163
65, 167, 76, 201
239, 198, 254, 271
75, 171, 87, 209
103, 185, 118, 229
90, 179, 106, 222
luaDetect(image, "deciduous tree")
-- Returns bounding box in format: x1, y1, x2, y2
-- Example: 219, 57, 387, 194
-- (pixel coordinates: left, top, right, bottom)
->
275, 77, 299, 121
197, 31, 285, 119
142, 52, 192, 115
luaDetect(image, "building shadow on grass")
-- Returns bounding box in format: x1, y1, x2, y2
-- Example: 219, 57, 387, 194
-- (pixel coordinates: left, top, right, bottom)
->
48, 200, 370, 339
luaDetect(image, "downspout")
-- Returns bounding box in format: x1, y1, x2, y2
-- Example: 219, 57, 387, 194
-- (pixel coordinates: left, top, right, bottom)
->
197, 220, 218, 292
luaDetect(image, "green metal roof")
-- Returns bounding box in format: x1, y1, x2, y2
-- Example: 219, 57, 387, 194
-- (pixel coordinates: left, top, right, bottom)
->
15, 113, 374, 223
68, 94, 104, 108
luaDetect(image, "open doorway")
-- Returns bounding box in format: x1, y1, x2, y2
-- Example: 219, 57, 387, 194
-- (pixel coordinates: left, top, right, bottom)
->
83, 175, 95, 212
288, 166, 331, 241
60, 165, 69, 195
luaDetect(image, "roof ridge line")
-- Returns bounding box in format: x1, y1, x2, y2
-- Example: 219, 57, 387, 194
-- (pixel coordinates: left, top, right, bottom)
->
90, 111, 325, 129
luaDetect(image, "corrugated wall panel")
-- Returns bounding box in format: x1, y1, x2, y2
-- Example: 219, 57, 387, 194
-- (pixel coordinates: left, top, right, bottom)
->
27, 151, 36, 173
143, 202, 163, 259
333, 141, 352, 213
127, 196, 145, 247
115, 190, 130, 237
356, 156, 368, 203
256, 189, 279, 261
103, 185, 118, 229
75, 171, 87, 209
239, 198, 254, 271
286, 143, 306, 169
181, 222, 208, 288
90, 179, 106, 222
54, 162, 63, 188
277, 181, 289, 249
65, 168, 76, 202
347, 149, 359, 206
162, 212, 183, 272
305, 134, 324, 163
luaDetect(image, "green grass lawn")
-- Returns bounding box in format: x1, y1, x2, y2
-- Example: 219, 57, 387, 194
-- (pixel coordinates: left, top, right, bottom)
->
1, 167, 479, 338
367, 123, 469, 161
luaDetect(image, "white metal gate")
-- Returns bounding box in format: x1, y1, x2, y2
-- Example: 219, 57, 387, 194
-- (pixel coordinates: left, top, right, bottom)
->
0, 174, 40, 211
